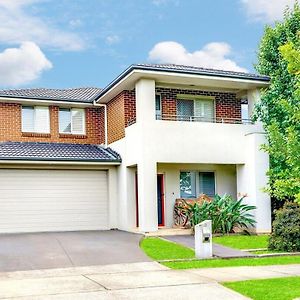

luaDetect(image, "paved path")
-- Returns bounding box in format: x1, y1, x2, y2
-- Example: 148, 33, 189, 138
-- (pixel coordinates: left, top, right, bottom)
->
0, 230, 150, 272
164, 235, 255, 258
0, 262, 299, 299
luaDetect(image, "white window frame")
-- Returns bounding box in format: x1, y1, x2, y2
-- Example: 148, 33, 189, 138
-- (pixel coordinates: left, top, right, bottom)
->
21, 105, 50, 133
59, 108, 86, 135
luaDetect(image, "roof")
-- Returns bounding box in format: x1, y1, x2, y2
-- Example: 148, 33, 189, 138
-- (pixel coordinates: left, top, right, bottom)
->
0, 87, 102, 103
0, 142, 121, 163
135, 64, 270, 81
96, 63, 270, 100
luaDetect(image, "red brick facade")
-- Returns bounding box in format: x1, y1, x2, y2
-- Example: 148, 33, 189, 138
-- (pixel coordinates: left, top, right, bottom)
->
0, 103, 105, 144
0, 87, 241, 146
155, 87, 241, 121
107, 90, 136, 144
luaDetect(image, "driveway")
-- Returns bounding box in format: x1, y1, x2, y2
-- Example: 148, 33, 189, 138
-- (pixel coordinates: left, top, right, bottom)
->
0, 230, 150, 272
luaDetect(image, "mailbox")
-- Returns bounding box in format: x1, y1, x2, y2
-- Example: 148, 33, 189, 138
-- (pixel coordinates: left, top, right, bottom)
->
195, 220, 213, 259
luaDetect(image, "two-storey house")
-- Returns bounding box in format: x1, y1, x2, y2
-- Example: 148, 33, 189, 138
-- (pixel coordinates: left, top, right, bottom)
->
0, 64, 271, 234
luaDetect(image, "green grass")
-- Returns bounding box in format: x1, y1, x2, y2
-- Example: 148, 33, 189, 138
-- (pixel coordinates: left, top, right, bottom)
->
140, 237, 194, 260
223, 277, 300, 300
163, 255, 300, 269
213, 234, 269, 250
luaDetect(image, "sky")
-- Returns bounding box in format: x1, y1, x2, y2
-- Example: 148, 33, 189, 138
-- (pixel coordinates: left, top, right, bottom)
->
0, 0, 297, 89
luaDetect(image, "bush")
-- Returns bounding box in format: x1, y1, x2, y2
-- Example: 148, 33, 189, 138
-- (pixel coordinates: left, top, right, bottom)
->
185, 194, 256, 234
269, 202, 300, 252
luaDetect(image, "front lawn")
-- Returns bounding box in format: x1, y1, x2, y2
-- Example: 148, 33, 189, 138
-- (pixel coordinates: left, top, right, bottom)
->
140, 237, 194, 260
141, 237, 300, 269
223, 277, 300, 300
163, 255, 300, 269
213, 234, 269, 250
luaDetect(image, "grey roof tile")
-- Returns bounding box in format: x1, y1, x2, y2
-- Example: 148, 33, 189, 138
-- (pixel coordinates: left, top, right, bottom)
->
134, 64, 270, 81
0, 87, 102, 103
0, 142, 121, 163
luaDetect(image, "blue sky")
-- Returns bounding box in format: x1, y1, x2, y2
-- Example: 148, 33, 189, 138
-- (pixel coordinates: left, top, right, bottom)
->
0, 0, 296, 89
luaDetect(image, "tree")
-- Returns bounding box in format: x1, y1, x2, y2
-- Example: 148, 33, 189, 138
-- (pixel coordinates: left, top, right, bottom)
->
255, 3, 300, 205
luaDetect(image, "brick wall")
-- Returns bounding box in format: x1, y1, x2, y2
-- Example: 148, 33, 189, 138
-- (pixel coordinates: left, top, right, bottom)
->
107, 90, 136, 144
156, 87, 241, 120
124, 90, 136, 127
0, 103, 105, 144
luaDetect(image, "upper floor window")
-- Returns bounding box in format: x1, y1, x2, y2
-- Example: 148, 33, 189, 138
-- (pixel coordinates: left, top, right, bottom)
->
59, 108, 85, 135
176, 96, 214, 122
155, 94, 162, 117
22, 106, 50, 133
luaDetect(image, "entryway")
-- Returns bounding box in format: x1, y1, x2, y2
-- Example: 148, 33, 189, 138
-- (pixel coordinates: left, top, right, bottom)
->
157, 174, 165, 226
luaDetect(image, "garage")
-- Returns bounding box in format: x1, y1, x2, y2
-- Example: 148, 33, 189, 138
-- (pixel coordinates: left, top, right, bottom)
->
0, 169, 109, 233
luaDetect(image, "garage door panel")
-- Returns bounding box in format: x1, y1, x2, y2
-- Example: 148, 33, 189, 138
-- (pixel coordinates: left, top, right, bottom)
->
0, 169, 109, 233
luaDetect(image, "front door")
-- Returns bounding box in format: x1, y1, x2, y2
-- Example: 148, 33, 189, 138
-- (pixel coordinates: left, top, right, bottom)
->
157, 174, 165, 226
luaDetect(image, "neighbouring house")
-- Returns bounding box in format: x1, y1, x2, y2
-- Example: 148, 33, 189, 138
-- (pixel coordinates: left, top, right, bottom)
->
0, 64, 272, 234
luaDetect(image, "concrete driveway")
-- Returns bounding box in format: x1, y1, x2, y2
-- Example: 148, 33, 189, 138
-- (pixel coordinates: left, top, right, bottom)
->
0, 230, 150, 272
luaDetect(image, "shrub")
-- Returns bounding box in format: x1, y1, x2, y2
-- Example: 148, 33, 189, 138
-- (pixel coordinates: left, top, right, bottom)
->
269, 202, 300, 252
185, 194, 256, 234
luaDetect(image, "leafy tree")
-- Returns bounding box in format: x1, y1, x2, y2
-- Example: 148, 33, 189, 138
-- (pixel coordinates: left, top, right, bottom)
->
255, 3, 300, 205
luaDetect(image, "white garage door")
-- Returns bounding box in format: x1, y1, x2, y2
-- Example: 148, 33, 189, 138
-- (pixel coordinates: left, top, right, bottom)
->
0, 169, 109, 233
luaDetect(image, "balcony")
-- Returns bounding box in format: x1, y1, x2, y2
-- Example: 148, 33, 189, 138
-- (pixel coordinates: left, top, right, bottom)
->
155, 114, 253, 125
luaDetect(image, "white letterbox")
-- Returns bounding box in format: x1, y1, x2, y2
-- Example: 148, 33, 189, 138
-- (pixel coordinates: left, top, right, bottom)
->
195, 220, 213, 259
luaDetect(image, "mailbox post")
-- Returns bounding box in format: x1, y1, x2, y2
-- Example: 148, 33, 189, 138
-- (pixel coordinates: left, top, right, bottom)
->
194, 220, 212, 259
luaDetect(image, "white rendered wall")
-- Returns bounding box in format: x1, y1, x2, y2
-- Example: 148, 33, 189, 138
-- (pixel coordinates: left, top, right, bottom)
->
237, 132, 271, 233
109, 82, 271, 233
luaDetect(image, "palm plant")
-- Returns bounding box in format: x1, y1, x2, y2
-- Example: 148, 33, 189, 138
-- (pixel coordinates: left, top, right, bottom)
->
184, 194, 256, 234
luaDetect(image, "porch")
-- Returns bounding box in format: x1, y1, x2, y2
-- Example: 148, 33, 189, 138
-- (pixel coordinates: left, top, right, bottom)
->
130, 163, 240, 232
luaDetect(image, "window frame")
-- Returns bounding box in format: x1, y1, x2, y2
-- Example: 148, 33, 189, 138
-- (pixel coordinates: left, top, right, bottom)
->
199, 171, 216, 197
179, 170, 216, 198
59, 107, 86, 135
179, 171, 197, 198
21, 105, 50, 134
176, 94, 216, 122
155, 94, 162, 118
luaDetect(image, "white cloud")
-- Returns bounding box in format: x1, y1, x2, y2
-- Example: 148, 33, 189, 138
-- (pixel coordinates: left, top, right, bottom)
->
0, 0, 84, 51
241, 0, 296, 22
0, 42, 52, 86
105, 35, 120, 45
148, 41, 247, 72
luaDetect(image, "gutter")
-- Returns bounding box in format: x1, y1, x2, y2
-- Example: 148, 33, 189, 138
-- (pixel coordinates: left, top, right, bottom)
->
0, 158, 121, 165
0, 96, 94, 107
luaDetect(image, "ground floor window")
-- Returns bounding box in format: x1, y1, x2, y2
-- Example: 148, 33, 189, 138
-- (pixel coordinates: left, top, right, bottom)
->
180, 171, 215, 198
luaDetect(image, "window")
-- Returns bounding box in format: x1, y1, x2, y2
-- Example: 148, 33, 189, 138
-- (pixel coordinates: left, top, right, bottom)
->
59, 108, 85, 134
199, 172, 215, 197
176, 96, 214, 122
155, 94, 162, 118
180, 171, 216, 198
22, 106, 50, 133
180, 171, 196, 198
177, 99, 194, 121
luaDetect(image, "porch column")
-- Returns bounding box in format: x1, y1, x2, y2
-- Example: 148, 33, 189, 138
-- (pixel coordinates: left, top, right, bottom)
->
137, 161, 158, 232
236, 132, 271, 233
135, 78, 158, 232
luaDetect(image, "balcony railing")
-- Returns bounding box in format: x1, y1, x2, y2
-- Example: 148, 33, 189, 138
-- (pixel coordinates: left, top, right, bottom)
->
156, 114, 254, 125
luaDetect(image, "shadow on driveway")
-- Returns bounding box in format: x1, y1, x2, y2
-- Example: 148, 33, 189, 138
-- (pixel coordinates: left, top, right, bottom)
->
0, 230, 150, 272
